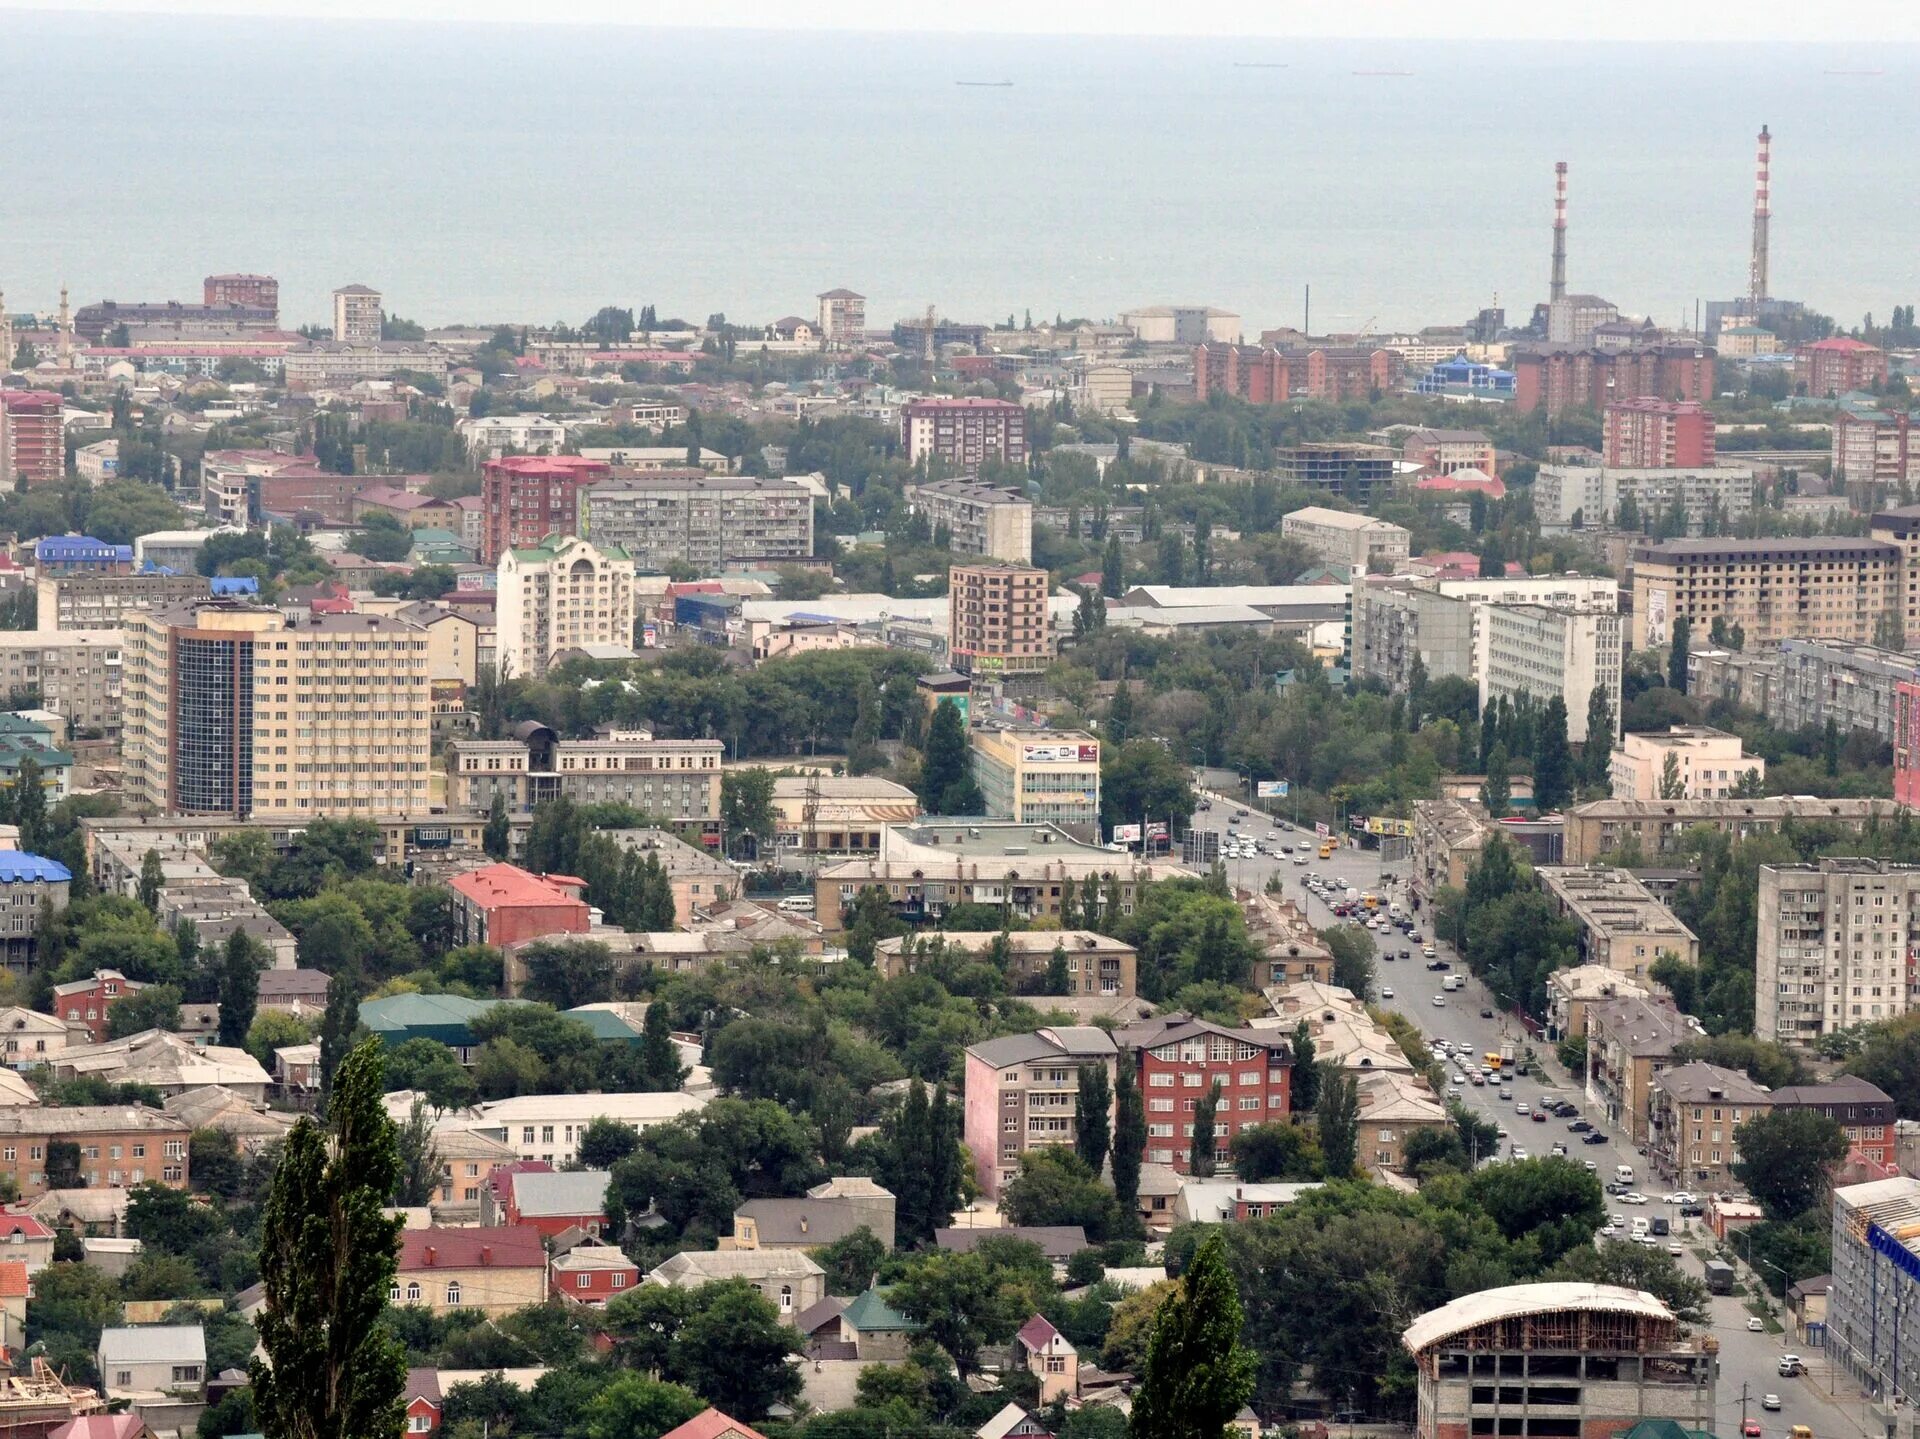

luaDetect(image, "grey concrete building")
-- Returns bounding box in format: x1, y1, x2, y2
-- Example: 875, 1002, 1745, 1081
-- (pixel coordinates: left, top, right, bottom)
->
1757, 859, 1920, 1045
577, 475, 815, 573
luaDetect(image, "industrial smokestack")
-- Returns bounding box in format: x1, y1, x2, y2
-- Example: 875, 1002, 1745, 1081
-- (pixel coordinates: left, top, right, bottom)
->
1550, 162, 1568, 305
1750, 124, 1771, 307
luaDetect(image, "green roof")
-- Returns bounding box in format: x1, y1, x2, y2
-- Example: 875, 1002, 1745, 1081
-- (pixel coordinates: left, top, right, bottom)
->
841, 1288, 920, 1334
563, 1006, 644, 1046
409, 527, 466, 546
360, 993, 511, 1047
511, 536, 631, 563
1614, 1421, 1720, 1439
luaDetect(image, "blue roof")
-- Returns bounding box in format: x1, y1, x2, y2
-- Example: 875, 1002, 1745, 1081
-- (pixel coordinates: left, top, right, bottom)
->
35, 536, 132, 563
210, 576, 260, 595
0, 851, 71, 884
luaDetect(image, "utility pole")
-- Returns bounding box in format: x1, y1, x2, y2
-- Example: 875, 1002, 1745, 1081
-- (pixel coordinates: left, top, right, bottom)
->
1740, 1381, 1751, 1428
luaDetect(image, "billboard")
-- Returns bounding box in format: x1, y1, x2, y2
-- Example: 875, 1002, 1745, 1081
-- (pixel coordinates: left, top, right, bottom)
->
1023, 743, 1100, 764
1111, 823, 1143, 843
641, 623, 659, 648
1315, 822, 1331, 837
429, 678, 466, 706
1361, 816, 1415, 838
1256, 781, 1289, 798
1645, 585, 1669, 646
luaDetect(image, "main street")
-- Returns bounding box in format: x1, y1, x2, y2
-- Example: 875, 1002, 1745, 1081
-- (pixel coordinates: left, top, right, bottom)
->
1187, 789, 1855, 1439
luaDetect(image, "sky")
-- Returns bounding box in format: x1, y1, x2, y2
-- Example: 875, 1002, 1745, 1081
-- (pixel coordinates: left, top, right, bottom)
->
3, 0, 1920, 40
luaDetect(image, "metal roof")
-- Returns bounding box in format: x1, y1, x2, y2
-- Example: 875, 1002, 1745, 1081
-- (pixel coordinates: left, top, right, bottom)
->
1401, 1283, 1671, 1356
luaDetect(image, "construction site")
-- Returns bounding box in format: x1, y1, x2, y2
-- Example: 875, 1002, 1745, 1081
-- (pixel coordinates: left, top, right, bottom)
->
0, 1360, 105, 1438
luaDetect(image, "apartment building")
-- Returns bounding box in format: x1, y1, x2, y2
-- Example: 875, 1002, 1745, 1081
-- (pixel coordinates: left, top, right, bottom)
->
905, 480, 1033, 563
120, 602, 431, 819
1769, 638, 1920, 741
1478, 606, 1622, 745
446, 864, 590, 949
1536, 866, 1699, 982
1756, 859, 1920, 1045
770, 774, 920, 858
1400, 427, 1496, 478
1562, 796, 1904, 865
331, 284, 382, 343
0, 630, 123, 737
1351, 583, 1476, 691
1511, 343, 1716, 418
1280, 507, 1411, 573
1834, 409, 1919, 487
900, 398, 1028, 475
816, 289, 866, 349
494, 534, 635, 679
876, 930, 1136, 997
1270, 443, 1398, 506
948, 561, 1051, 678
461, 1092, 706, 1168
1794, 337, 1888, 397
282, 341, 447, 390
1603, 399, 1715, 468
443, 727, 724, 819
0, 391, 62, 489
577, 475, 814, 574
35, 574, 208, 634
1544, 964, 1654, 1044
1113, 1017, 1293, 1175
1647, 1061, 1775, 1201
1609, 726, 1763, 801
1585, 995, 1700, 1144
0, 1107, 190, 1195
457, 414, 570, 462
968, 727, 1100, 834
1532, 465, 1755, 535
962, 1026, 1118, 1196
479, 455, 611, 563
1627, 536, 1899, 650
204, 273, 278, 312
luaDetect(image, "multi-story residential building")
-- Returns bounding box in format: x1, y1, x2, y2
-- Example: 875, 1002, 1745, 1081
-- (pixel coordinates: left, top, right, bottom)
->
1302, 346, 1398, 402
480, 455, 609, 564
963, 1026, 1118, 1196
968, 727, 1101, 834
1113, 1016, 1292, 1175
1628, 536, 1900, 650
494, 535, 635, 679
0, 1106, 190, 1194
900, 398, 1028, 476
34, 574, 208, 634
1532, 464, 1756, 535
1585, 995, 1701, 1144
203, 273, 278, 313
1479, 606, 1622, 746
394, 1226, 547, 1317
576, 475, 814, 574
1351, 582, 1476, 691
1404, 1284, 1716, 1439
1535, 866, 1698, 982
1511, 343, 1716, 418
1756, 859, 1920, 1044
1270, 442, 1398, 506
282, 341, 447, 390
1603, 399, 1716, 468
331, 283, 382, 343
447, 864, 590, 949
1833, 409, 1919, 488
443, 727, 724, 820
0, 630, 123, 737
904, 480, 1033, 563
73, 296, 277, 343
1901, 680, 1920, 809
1609, 726, 1763, 802
1869, 504, 1920, 645
0, 391, 62, 489
1400, 427, 1497, 478
1280, 507, 1411, 574
1829, 1177, 1920, 1402
1646, 1061, 1772, 1191
457, 414, 571, 462
1795, 337, 1888, 397
1411, 798, 1492, 904
1563, 796, 1905, 865
1771, 1076, 1896, 1176
459, 1092, 706, 1168
947, 561, 1051, 678
35, 536, 132, 576
1543, 964, 1654, 1043
1190, 344, 1293, 404
1767, 638, 1920, 742
51, 968, 146, 1043
876, 930, 1136, 997
816, 289, 866, 349
120, 601, 431, 818
0, 853, 71, 971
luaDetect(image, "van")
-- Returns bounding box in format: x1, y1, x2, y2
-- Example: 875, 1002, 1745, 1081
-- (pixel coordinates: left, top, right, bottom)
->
1484, 1052, 1503, 1070
1651, 1216, 1670, 1237
1444, 976, 1463, 991
777, 895, 816, 914
1615, 1164, 1634, 1183
1319, 842, 1336, 859
1779, 1356, 1804, 1377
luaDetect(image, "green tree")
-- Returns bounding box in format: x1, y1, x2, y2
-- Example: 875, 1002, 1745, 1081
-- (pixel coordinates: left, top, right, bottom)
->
1533, 696, 1574, 811
251, 1038, 406, 1439
889, 1250, 1036, 1376
1549, 1241, 1710, 1323
720, 769, 778, 858
1075, 1063, 1111, 1175
1291, 1021, 1319, 1110
875, 1080, 963, 1247
108, 984, 182, 1039
1467, 1157, 1606, 1265
1668, 614, 1691, 694
814, 1225, 887, 1295
1658, 751, 1685, 800
316, 970, 360, 1112
1111, 1063, 1146, 1233
578, 1115, 643, 1170
640, 1003, 688, 1091
1228, 1122, 1323, 1181
393, 1098, 442, 1207
1480, 742, 1511, 817
1321, 925, 1376, 998
1047, 942, 1072, 995
920, 701, 981, 814
580, 1375, 703, 1439
217, 931, 262, 1048
1315, 1066, 1359, 1177
1733, 1109, 1849, 1220
1101, 534, 1125, 599
138, 848, 164, 912
1583, 684, 1615, 787
1129, 1230, 1255, 1439
483, 790, 511, 860
1000, 1149, 1123, 1241
1190, 1081, 1222, 1179
669, 1279, 803, 1419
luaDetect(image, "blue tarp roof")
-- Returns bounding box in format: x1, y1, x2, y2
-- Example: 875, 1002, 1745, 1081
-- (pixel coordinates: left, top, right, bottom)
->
0, 851, 71, 884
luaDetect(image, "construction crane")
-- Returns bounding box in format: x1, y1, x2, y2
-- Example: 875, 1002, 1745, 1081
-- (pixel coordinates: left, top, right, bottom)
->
1355, 315, 1379, 342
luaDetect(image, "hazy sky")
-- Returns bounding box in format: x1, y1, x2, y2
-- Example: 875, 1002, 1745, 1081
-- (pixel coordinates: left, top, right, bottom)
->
3, 0, 1919, 40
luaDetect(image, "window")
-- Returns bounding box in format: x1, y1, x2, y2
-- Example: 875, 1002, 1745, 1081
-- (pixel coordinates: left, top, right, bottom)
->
173, 1365, 202, 1384
577, 1272, 592, 1289
1148, 1073, 1174, 1088
612, 1272, 627, 1288
779, 1283, 793, 1312
406, 1281, 421, 1301
446, 1282, 462, 1306
410, 1418, 433, 1434
1045, 1356, 1067, 1374
389, 1284, 401, 1301
116, 1371, 132, 1388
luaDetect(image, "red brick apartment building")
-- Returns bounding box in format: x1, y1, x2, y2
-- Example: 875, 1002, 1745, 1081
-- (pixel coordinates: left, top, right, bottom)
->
1795, 337, 1889, 398
1305, 347, 1398, 402
1192, 345, 1292, 404
0, 392, 64, 488
51, 970, 146, 1044
1513, 346, 1715, 417
900, 398, 1027, 475
480, 455, 610, 562
202, 274, 280, 314
1604, 399, 1716, 468
1114, 1017, 1293, 1174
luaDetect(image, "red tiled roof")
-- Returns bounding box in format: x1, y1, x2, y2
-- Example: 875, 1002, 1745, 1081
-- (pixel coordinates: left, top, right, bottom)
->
0, 1209, 53, 1240
448, 864, 588, 911
405, 1367, 442, 1406
399, 1225, 547, 1271
484, 456, 608, 478
1016, 1314, 1062, 1351
659, 1410, 773, 1439
0, 1260, 29, 1299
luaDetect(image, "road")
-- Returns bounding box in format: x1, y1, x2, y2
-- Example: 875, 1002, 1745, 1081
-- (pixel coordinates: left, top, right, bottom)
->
1188, 788, 1858, 1439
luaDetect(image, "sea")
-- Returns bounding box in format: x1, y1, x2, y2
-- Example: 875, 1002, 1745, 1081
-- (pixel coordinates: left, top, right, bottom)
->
2, 13, 1918, 336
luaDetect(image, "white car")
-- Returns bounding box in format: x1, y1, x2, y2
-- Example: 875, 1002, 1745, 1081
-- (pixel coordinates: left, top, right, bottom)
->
1584, 1160, 1598, 1172
1432, 996, 1446, 1007
1511, 1147, 1529, 1160
1516, 1103, 1530, 1117
1761, 1396, 1781, 1413
1293, 855, 1308, 865
1621, 1192, 1650, 1205
1381, 987, 1395, 999
1747, 1317, 1765, 1332
1423, 945, 1437, 958
1267, 831, 1280, 840
1668, 1243, 1684, 1256
1664, 1191, 1697, 1205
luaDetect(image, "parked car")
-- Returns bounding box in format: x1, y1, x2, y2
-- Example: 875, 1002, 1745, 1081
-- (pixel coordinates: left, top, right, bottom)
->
1480, 1008, 1496, 1018
1747, 1317, 1765, 1332
1568, 1119, 1593, 1132
1381, 987, 1395, 999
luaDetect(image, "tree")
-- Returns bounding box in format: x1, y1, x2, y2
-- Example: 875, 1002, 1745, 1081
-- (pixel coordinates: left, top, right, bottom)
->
1111, 1063, 1146, 1232
580, 1375, 703, 1439
1658, 750, 1685, 801
1229, 1122, 1323, 1181
1583, 684, 1615, 787
1550, 1240, 1710, 1324
920, 701, 981, 815
1533, 696, 1574, 812
1129, 1230, 1255, 1439
875, 1080, 963, 1248
720, 769, 778, 858
670, 1279, 803, 1419
1733, 1109, 1850, 1220
1001, 1149, 1123, 1241
1291, 1022, 1319, 1111
316, 970, 359, 1113
1480, 741, 1511, 818
138, 848, 164, 912
394, 1098, 442, 1207
483, 790, 510, 861
815, 1225, 887, 1295
1046, 942, 1072, 995
1190, 1081, 1222, 1179
1075, 1063, 1111, 1175
251, 1038, 407, 1439
108, 984, 182, 1038
1315, 1066, 1359, 1176
217, 931, 262, 1048
1321, 925, 1375, 999
1467, 1157, 1606, 1265
639, 1003, 687, 1091
578, 1115, 642, 1171
1668, 614, 1691, 694
889, 1249, 1034, 1375
519, 939, 616, 1010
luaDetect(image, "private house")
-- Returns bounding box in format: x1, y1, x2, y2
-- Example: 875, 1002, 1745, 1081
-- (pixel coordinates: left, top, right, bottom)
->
0, 1208, 56, 1272
837, 1287, 921, 1361
404, 1369, 443, 1438
727, 1177, 897, 1252
50, 970, 146, 1044
659, 1411, 773, 1439
1012, 1314, 1078, 1404
550, 1240, 640, 1307
978, 1405, 1052, 1439
51, 1031, 272, 1103
646, 1250, 826, 1323
95, 1325, 206, 1402
394, 1226, 549, 1316
480, 1168, 610, 1239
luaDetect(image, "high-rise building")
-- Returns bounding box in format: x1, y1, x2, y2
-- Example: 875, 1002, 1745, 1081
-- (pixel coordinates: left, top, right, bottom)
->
1834, 409, 1920, 487
0, 391, 63, 488
900, 397, 1027, 475
202, 274, 279, 316
1757, 859, 1920, 1044
577, 475, 814, 574
1478, 605, 1623, 745
120, 601, 431, 818
947, 561, 1051, 679
480, 455, 610, 563
1603, 399, 1716, 468
1628, 536, 1901, 650
1512, 345, 1716, 418
1280, 507, 1411, 574
1533, 465, 1754, 536
331, 284, 383, 344
815, 289, 866, 350
494, 535, 636, 678
906, 481, 1033, 563
1795, 337, 1888, 398
1191, 344, 1291, 404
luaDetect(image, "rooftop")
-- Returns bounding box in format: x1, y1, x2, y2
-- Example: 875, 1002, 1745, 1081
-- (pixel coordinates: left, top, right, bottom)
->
399, 1225, 547, 1270
1402, 1283, 1674, 1356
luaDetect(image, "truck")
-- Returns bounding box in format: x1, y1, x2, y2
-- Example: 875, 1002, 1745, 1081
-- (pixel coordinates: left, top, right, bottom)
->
1499, 1042, 1515, 1067
1704, 1260, 1736, 1295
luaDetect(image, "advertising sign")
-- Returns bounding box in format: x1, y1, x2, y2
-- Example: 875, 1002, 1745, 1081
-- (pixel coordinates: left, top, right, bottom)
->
1361, 816, 1416, 838
1315, 822, 1331, 837
1146, 822, 1169, 840
1256, 781, 1289, 798
1024, 743, 1101, 764
1111, 823, 1143, 843
641, 623, 659, 648
1645, 585, 1669, 647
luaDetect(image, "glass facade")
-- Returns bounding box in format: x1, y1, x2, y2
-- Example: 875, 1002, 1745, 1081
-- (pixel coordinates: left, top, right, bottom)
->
172, 635, 253, 816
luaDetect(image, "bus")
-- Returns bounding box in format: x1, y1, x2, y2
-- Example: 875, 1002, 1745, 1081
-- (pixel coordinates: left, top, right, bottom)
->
1361, 893, 1381, 912
1483, 1052, 1503, 1070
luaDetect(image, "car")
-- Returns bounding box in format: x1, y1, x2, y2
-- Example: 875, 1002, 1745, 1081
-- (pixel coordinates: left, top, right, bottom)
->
1496, 1127, 1509, 1140
1423, 945, 1437, 957
1511, 1147, 1529, 1160
1381, 987, 1395, 999
1583, 1132, 1609, 1145
1669, 1242, 1685, 1256
1779, 1356, 1804, 1376
1599, 1225, 1619, 1239
1761, 1396, 1781, 1413
1549, 1142, 1568, 1156
1294, 855, 1308, 865
1664, 1191, 1697, 1205
1516, 1103, 1530, 1117
1622, 1192, 1649, 1204
1568, 1119, 1593, 1132
1742, 1422, 1762, 1439
1609, 1213, 1625, 1228
1435, 959, 1453, 971
1583, 1160, 1598, 1171
1400, 949, 1413, 961
1427, 960, 1445, 971
1747, 1317, 1765, 1332
1471, 1073, 1486, 1085
1432, 996, 1446, 1006
1638, 1235, 1660, 1248
1480, 1008, 1496, 1018
1680, 1202, 1706, 1216
1531, 1109, 1548, 1122
1407, 931, 1422, 942
1500, 1071, 1516, 1084
1267, 831, 1280, 840
1606, 1181, 1629, 1196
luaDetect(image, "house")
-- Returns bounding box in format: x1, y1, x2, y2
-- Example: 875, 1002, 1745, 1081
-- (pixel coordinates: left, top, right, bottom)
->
50, 970, 147, 1043
404, 1368, 443, 1438
0, 1006, 82, 1068
0, 1259, 28, 1351
256, 968, 332, 1016
359, 993, 509, 1063
1356, 1070, 1452, 1171
658, 1410, 773, 1439
274, 1044, 319, 1092
49, 1420, 156, 1439
481, 1168, 611, 1239
647, 1250, 825, 1323
979, 1404, 1053, 1439
431, 1126, 519, 1212
795, 1295, 849, 1351
837, 1286, 921, 1361
394, 1226, 549, 1316
29, 1186, 130, 1235
1786, 1274, 1831, 1345
81, 1237, 143, 1278
727, 1177, 897, 1252
0, 1108, 189, 1196
95, 1325, 206, 1402
550, 1239, 640, 1307
460, 1091, 707, 1168
52, 1031, 272, 1103
447, 864, 590, 948
1013, 1314, 1078, 1404
1172, 1180, 1322, 1225
0, 1208, 56, 1272
161, 1087, 294, 1154
934, 1226, 1090, 1265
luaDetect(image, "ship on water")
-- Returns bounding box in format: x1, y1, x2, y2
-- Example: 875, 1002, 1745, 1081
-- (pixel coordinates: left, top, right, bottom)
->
955, 80, 1013, 87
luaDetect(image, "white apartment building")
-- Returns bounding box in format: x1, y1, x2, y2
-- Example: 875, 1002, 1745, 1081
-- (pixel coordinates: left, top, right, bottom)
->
1609, 726, 1764, 802
1479, 606, 1623, 744
577, 476, 814, 574
331, 284, 383, 343
903, 480, 1033, 564
282, 342, 448, 390
495, 535, 637, 679
1280, 507, 1411, 574
1532, 465, 1757, 535
457, 414, 570, 462
1756, 860, 1920, 1045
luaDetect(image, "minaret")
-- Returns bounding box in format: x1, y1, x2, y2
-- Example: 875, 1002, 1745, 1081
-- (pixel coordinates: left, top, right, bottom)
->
1749, 124, 1771, 308
1550, 161, 1568, 305
57, 284, 72, 368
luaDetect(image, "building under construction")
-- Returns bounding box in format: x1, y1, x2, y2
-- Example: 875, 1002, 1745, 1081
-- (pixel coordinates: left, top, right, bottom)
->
1831, 1176, 1920, 1421
1404, 1283, 1718, 1439
0, 1359, 106, 1438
